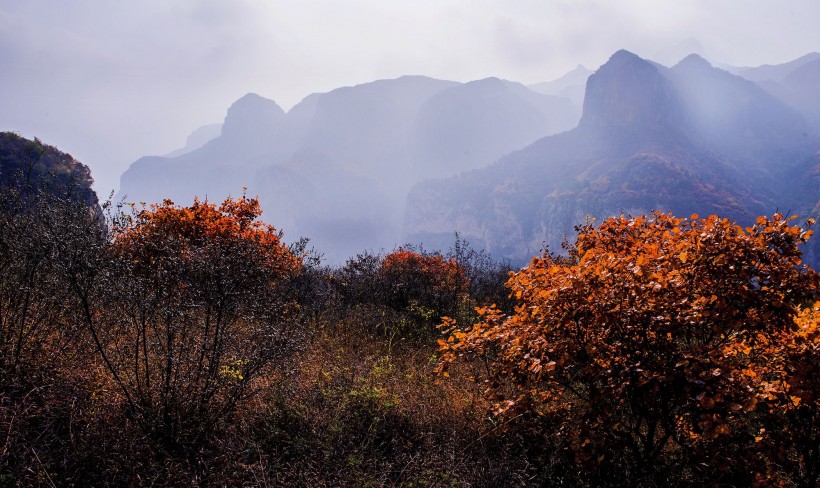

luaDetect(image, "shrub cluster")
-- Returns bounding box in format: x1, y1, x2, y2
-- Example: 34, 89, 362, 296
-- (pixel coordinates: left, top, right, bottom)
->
438, 212, 819, 486
1, 170, 817, 486
326, 241, 512, 340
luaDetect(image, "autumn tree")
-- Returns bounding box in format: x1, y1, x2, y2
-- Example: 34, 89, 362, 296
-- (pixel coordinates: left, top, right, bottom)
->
437, 212, 819, 484
0, 151, 107, 483
332, 247, 468, 339
0, 162, 101, 377
75, 195, 302, 452
379, 248, 468, 327
446, 233, 515, 317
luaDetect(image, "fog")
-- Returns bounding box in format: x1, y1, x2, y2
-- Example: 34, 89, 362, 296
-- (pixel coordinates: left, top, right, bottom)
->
1, 1, 818, 195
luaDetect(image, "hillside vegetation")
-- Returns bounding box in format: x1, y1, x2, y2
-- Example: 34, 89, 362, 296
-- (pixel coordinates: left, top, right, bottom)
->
1, 135, 817, 485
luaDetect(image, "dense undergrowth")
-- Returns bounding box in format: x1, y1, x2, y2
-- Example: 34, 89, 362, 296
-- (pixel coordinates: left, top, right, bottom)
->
0, 173, 818, 486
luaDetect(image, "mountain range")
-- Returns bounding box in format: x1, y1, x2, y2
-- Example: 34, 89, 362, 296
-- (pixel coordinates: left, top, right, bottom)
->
406, 51, 819, 266
119, 75, 579, 261
119, 50, 820, 266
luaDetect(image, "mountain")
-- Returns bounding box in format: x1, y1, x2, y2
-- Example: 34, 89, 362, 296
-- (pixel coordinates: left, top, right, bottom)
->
120, 52, 820, 265
164, 123, 222, 158
119, 93, 292, 206
670, 54, 812, 187
404, 50, 819, 266
0, 132, 98, 208
119, 76, 581, 262
412, 77, 578, 179
286, 76, 458, 197
773, 58, 820, 134
728, 52, 820, 82
528, 65, 592, 109
727, 53, 820, 137
652, 37, 707, 67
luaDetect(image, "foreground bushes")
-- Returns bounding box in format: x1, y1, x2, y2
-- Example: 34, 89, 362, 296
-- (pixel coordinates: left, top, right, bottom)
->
0, 181, 517, 485
82, 196, 303, 453
1, 176, 817, 486
438, 212, 819, 486
0, 187, 306, 482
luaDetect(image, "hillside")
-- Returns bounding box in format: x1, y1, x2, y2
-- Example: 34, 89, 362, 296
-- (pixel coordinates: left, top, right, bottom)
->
0, 132, 98, 207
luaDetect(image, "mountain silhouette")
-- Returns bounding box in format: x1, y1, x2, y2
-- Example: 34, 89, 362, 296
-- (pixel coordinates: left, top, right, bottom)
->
118, 51, 820, 265
769, 58, 820, 135
164, 123, 222, 158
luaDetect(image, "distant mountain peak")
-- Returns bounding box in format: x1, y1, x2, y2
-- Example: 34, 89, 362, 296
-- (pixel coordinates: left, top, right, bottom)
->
470, 76, 505, 86
528, 65, 593, 107
652, 38, 707, 66
608, 49, 643, 64
730, 52, 820, 82
234, 92, 270, 103
580, 50, 682, 130
221, 93, 285, 140
225, 93, 284, 119
675, 53, 712, 70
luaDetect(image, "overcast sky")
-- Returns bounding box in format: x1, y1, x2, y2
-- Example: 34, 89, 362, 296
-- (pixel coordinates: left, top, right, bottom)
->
1, 0, 818, 194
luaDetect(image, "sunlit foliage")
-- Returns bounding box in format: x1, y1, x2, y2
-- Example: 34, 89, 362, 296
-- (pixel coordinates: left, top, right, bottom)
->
379, 248, 468, 322
438, 212, 819, 484
83, 195, 303, 450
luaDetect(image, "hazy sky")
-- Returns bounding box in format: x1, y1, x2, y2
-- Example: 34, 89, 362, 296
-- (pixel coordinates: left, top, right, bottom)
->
1, 0, 818, 194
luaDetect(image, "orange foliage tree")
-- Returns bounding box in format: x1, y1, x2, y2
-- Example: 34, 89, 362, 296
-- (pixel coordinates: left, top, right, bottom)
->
379, 248, 468, 335
437, 212, 819, 484
380, 249, 467, 308
79, 195, 302, 450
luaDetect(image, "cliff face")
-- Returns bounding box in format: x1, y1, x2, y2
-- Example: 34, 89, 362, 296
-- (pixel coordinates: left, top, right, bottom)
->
580, 50, 685, 131
404, 51, 819, 266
